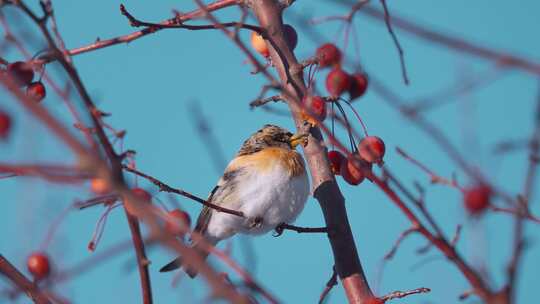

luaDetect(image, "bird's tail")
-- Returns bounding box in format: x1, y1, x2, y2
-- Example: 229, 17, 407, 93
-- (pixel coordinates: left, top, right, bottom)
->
159, 244, 209, 278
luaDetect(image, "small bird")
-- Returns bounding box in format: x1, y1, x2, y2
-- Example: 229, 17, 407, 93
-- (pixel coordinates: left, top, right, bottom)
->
160, 124, 309, 276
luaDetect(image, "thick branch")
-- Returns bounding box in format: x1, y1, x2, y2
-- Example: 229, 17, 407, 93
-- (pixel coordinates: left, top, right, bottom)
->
249, 0, 374, 302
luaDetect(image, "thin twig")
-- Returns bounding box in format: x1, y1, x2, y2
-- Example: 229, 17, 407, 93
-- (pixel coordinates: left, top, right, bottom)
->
250, 94, 284, 108
384, 226, 418, 260
379, 0, 409, 85
506, 84, 540, 300
32, 0, 245, 62
357, 5, 540, 76
318, 266, 338, 304
381, 287, 431, 302
120, 4, 261, 32
273, 223, 328, 237
122, 165, 245, 217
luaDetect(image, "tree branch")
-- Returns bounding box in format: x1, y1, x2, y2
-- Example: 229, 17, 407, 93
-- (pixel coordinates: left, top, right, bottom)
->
358, 4, 540, 76
120, 4, 261, 32
122, 165, 245, 217
0, 255, 51, 304
36, 0, 245, 62
248, 0, 374, 302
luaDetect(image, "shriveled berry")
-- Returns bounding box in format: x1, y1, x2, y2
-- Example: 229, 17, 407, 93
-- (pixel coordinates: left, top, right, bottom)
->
0, 110, 12, 140
349, 73, 368, 100
7, 61, 34, 87
303, 95, 326, 122
326, 67, 351, 97
251, 31, 269, 57
328, 150, 345, 175
464, 185, 491, 214
283, 24, 298, 50
316, 43, 341, 68
132, 188, 152, 202
358, 136, 385, 164
27, 252, 51, 280
340, 157, 366, 185
26, 81, 46, 102
165, 209, 192, 236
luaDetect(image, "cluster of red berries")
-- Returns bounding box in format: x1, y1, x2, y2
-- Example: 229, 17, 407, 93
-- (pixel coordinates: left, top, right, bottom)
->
328, 136, 385, 186
4, 61, 46, 102
301, 43, 369, 125
316, 43, 368, 100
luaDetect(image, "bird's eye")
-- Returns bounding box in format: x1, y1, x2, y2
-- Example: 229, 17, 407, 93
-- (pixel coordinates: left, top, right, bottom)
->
286, 132, 293, 137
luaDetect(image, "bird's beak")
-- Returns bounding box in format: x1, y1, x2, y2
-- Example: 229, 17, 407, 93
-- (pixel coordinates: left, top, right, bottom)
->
289, 133, 308, 149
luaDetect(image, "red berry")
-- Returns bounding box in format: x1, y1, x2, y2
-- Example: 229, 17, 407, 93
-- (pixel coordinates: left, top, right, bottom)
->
328, 150, 345, 175
303, 95, 326, 122
165, 209, 192, 236
316, 43, 342, 68
0, 110, 12, 140
132, 188, 152, 202
7, 61, 34, 87
326, 67, 351, 97
349, 73, 368, 100
27, 252, 51, 280
464, 185, 491, 214
90, 178, 109, 195
365, 298, 385, 304
283, 24, 298, 50
358, 136, 385, 164
340, 157, 366, 185
26, 82, 46, 102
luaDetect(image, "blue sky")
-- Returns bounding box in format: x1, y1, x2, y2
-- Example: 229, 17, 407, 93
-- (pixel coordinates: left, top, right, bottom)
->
1, 1, 539, 303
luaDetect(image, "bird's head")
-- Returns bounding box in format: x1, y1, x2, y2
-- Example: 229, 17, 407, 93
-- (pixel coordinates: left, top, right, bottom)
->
237, 124, 308, 156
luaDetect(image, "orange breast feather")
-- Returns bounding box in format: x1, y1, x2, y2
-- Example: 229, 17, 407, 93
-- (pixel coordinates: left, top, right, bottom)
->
229, 147, 305, 177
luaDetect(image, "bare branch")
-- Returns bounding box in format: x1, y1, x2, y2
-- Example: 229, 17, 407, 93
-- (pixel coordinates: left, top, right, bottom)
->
379, 0, 409, 85
0, 255, 52, 304
122, 165, 245, 217
273, 223, 328, 236
318, 266, 338, 304
358, 5, 540, 76
120, 4, 261, 32
250, 94, 284, 108
384, 227, 418, 260
381, 287, 431, 302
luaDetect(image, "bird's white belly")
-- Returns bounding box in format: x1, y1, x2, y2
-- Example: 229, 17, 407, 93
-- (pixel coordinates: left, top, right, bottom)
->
206, 167, 309, 240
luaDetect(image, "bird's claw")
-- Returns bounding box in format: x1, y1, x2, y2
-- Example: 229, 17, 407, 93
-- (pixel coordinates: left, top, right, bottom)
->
273, 223, 285, 237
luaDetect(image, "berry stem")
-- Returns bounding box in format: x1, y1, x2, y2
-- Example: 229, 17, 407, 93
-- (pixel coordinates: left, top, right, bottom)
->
342, 98, 369, 137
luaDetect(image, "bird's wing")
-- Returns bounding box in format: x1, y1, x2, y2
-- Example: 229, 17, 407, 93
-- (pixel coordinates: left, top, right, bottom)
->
194, 163, 247, 235
193, 185, 218, 234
